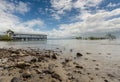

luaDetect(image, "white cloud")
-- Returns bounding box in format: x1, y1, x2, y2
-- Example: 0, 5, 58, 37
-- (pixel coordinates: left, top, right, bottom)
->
51, 0, 72, 12
48, 8, 120, 38
107, 2, 120, 7
0, 0, 45, 34
22, 19, 44, 28
73, 0, 102, 9
50, 0, 103, 19
0, 0, 30, 14
50, 0, 73, 19
51, 14, 61, 20
15, 1, 30, 14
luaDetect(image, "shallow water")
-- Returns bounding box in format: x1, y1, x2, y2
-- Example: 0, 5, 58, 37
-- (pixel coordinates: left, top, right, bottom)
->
0, 39, 120, 53
0, 39, 120, 61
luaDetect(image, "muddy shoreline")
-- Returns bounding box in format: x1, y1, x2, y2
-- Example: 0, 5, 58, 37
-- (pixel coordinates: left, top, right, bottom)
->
0, 48, 120, 82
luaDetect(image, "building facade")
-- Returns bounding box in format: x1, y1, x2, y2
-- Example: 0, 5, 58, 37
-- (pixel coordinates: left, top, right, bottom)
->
7, 30, 47, 41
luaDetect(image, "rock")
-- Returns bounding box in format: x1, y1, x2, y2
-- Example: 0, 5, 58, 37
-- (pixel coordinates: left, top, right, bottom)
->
19, 70, 23, 73
0, 58, 8, 63
11, 77, 21, 82
107, 73, 114, 78
107, 53, 111, 55
86, 52, 91, 54
76, 53, 83, 57
31, 58, 37, 63
38, 56, 45, 62
11, 54, 18, 57
10, 50, 20, 54
99, 53, 101, 54
104, 80, 109, 82
19, 52, 26, 56
16, 62, 30, 69
70, 49, 73, 52
84, 58, 88, 60
52, 54, 57, 59
65, 58, 71, 63
44, 54, 50, 58
51, 73, 62, 81
35, 69, 42, 74
75, 65, 83, 69
68, 75, 75, 80
3, 65, 13, 69
92, 60, 96, 62
42, 70, 53, 74
95, 68, 99, 70
22, 71, 31, 78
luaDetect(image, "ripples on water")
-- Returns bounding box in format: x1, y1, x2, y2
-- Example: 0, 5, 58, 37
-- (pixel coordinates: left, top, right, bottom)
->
0, 39, 120, 55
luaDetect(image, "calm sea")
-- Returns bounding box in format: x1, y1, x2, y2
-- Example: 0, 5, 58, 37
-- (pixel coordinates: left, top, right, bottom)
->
0, 39, 120, 54
0, 39, 120, 65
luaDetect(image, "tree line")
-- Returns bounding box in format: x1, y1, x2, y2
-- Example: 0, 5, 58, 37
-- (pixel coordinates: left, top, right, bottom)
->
76, 33, 116, 40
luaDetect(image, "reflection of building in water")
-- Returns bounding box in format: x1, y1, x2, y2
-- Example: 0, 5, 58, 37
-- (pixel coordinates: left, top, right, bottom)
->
6, 30, 47, 41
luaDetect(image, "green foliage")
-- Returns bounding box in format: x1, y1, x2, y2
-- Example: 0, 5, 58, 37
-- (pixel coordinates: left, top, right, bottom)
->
75, 36, 106, 40
0, 35, 12, 41
75, 33, 116, 40
76, 36, 82, 39
105, 33, 116, 40
87, 36, 106, 40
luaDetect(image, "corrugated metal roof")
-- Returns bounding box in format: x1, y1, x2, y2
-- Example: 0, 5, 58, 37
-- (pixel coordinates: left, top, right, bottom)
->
14, 33, 47, 36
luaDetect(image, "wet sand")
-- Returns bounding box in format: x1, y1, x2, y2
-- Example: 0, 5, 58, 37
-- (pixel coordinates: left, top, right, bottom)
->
0, 47, 120, 82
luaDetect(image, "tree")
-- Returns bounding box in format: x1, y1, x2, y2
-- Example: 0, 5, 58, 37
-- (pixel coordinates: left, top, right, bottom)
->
76, 36, 82, 39
6, 29, 14, 37
105, 33, 116, 40
0, 35, 12, 41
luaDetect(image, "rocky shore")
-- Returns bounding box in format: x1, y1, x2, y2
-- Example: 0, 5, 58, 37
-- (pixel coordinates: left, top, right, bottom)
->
0, 48, 120, 82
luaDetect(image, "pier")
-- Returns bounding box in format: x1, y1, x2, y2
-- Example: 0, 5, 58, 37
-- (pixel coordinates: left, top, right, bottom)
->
7, 30, 47, 41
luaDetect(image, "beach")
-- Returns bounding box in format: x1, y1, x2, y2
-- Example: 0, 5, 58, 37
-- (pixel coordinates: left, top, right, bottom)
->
0, 40, 120, 82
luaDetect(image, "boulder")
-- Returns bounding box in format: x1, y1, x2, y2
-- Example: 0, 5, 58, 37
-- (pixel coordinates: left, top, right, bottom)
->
16, 62, 30, 69
75, 65, 83, 69
42, 70, 53, 74
22, 71, 31, 78
52, 54, 57, 59
10, 50, 20, 54
51, 73, 62, 81
76, 53, 83, 57
11, 77, 21, 82
65, 58, 71, 63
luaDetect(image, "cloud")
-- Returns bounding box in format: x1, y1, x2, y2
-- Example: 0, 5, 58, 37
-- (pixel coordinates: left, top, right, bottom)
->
107, 2, 120, 7
22, 19, 44, 28
48, 8, 120, 38
50, 0, 73, 19
73, 0, 102, 9
50, 0, 103, 19
15, 1, 30, 14
51, 14, 61, 20
0, 0, 30, 14
0, 0, 45, 34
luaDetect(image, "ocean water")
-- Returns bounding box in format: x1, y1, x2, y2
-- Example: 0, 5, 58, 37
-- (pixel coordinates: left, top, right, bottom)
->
0, 39, 120, 58
0, 39, 120, 52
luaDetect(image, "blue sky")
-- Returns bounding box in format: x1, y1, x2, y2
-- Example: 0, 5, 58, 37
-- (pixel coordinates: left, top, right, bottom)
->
0, 0, 120, 38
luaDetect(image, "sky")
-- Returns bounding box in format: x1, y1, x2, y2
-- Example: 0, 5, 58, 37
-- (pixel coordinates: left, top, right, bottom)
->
0, 0, 120, 38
